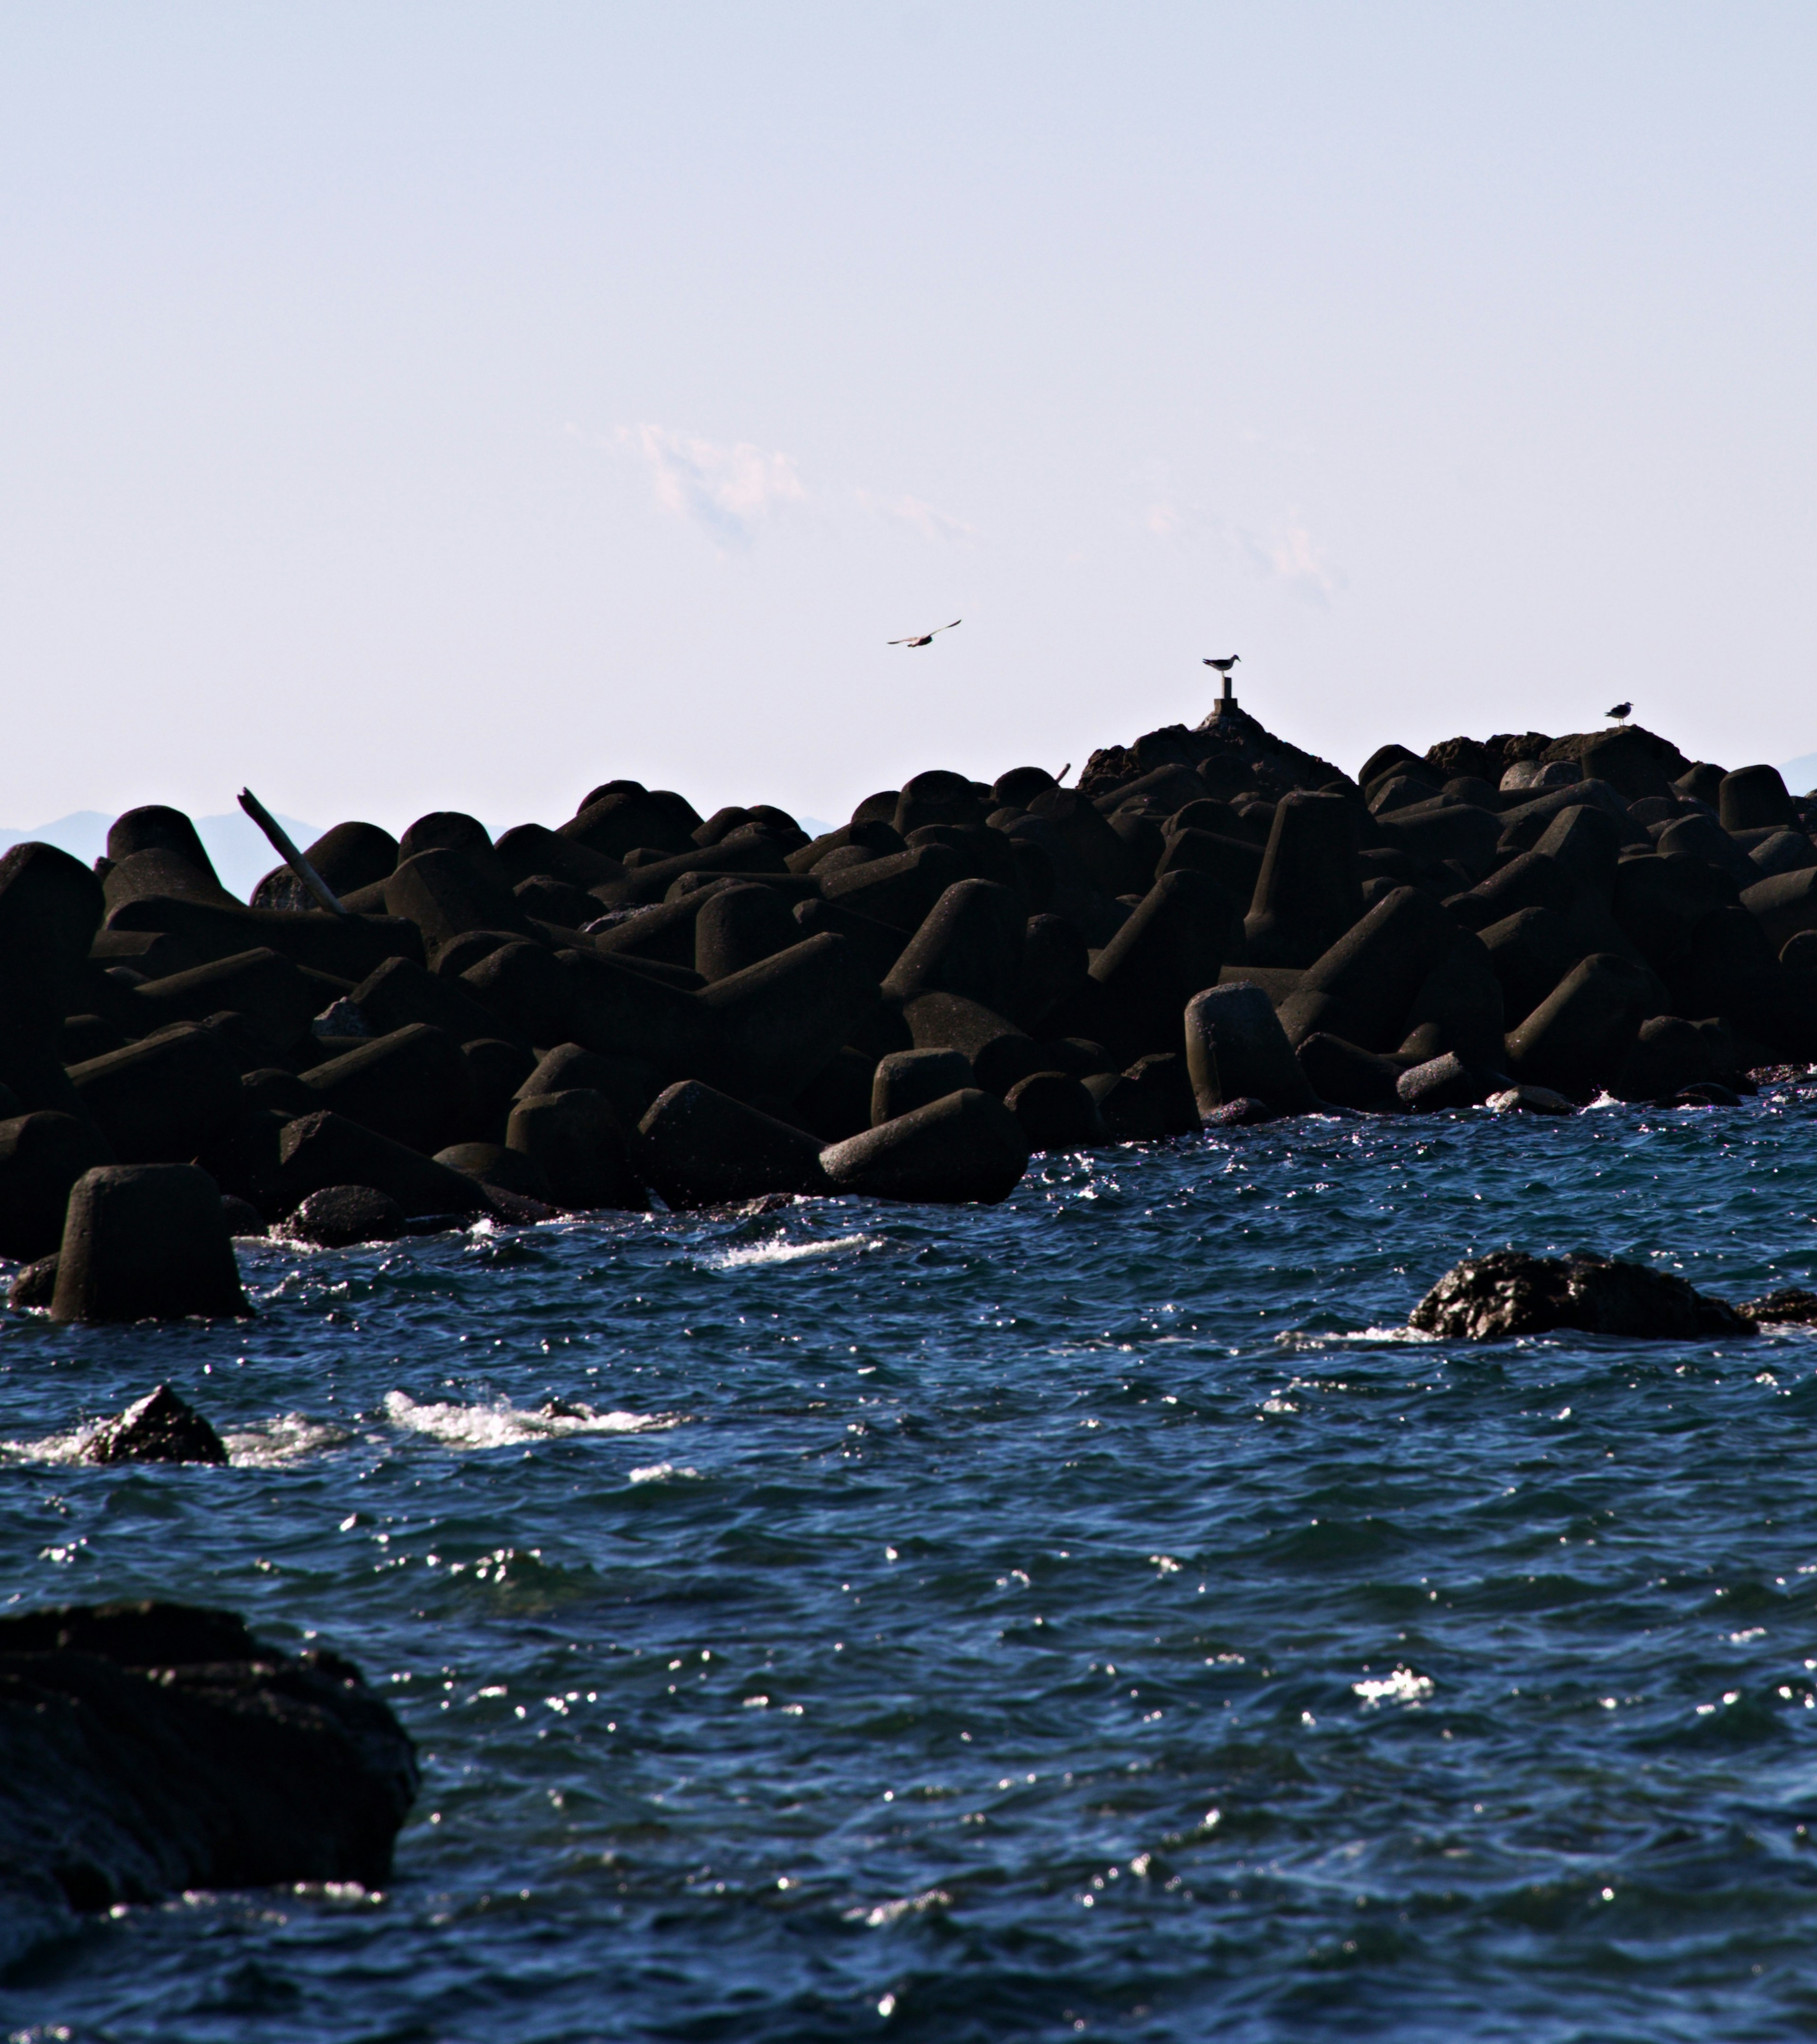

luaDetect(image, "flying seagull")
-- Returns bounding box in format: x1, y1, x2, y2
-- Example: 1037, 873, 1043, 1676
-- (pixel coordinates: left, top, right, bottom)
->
889, 619, 961, 648
1203, 655, 1240, 677
1605, 700, 1632, 722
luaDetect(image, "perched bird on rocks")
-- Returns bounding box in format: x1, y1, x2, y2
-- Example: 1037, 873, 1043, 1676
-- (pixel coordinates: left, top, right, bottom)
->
1605, 700, 1632, 722
1203, 655, 1240, 678
889, 619, 961, 648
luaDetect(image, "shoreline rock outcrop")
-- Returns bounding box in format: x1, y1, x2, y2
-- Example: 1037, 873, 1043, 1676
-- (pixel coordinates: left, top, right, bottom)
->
1409, 1250, 1771, 1339
0, 707, 1811, 1304
0, 1601, 417, 1969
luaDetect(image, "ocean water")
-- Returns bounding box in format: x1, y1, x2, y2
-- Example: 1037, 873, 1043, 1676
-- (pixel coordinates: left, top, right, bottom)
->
4, 1084, 1817, 2043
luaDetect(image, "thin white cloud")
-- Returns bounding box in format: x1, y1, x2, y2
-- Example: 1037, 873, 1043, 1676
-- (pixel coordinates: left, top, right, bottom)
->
1142, 489, 1342, 605
613, 424, 807, 547
856, 490, 980, 542
599, 423, 976, 550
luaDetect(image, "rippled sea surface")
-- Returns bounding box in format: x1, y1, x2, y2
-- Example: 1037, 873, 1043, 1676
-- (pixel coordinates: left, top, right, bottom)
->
6, 1085, 1817, 2042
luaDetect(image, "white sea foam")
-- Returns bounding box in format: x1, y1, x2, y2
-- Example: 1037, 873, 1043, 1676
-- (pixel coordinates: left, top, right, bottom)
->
628, 1461, 698, 1483
709, 1233, 879, 1271
1353, 1665, 1434, 1707
381, 1390, 674, 1450
221, 1415, 352, 1466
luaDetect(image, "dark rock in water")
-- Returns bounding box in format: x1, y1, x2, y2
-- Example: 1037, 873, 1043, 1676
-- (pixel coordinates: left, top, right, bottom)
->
9, 1254, 58, 1307
83, 1384, 228, 1465
282, 1185, 407, 1249
51, 1165, 251, 1323
0, 1599, 416, 1966
1409, 1250, 1754, 1340
1659, 1082, 1743, 1109
1741, 1288, 1817, 1325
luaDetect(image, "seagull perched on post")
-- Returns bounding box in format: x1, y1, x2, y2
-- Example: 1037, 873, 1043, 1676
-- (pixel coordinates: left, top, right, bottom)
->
888, 619, 961, 648
1203, 655, 1240, 678
1605, 700, 1632, 723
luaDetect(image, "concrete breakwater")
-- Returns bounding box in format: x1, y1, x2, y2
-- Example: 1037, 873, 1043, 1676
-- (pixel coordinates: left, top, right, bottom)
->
0, 705, 1813, 1318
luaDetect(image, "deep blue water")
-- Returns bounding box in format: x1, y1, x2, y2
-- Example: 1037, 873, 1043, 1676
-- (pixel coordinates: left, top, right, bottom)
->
4, 1085, 1817, 2043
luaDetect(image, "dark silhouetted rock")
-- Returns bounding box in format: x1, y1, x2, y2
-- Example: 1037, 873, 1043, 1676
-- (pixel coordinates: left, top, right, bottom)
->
8, 1255, 58, 1307
282, 1184, 408, 1247
1409, 1250, 1753, 1340
82, 1385, 228, 1465
0, 1600, 416, 1966
50, 1165, 250, 1323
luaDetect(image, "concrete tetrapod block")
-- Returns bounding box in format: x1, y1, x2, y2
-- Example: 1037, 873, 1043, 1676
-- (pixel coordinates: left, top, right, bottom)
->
0, 1111, 116, 1262
820, 1088, 1030, 1205
433, 1142, 556, 1204
348, 954, 521, 1050
514, 1043, 656, 1135
871, 1048, 974, 1126
694, 933, 879, 1103
1609, 1015, 1722, 1103
1395, 1052, 1503, 1112
693, 883, 802, 983
881, 879, 1026, 1017
635, 1081, 828, 1210
0, 842, 106, 1024
1294, 1032, 1404, 1112
103, 850, 241, 915
129, 948, 325, 1056
271, 1111, 493, 1221
1503, 953, 1659, 1099
50, 1164, 250, 1322
1720, 765, 1796, 833
1397, 936, 1507, 1070
106, 805, 221, 881
1003, 1070, 1102, 1152
900, 992, 1044, 1096
506, 1090, 648, 1210
1275, 886, 1459, 1052
1183, 983, 1318, 1119
383, 848, 529, 953
67, 1025, 244, 1164
1446, 850, 1580, 933
459, 941, 577, 1047
1742, 868, 1817, 951
818, 844, 969, 933
104, 897, 422, 981
300, 1023, 481, 1156
1088, 869, 1237, 1063
1243, 792, 1363, 967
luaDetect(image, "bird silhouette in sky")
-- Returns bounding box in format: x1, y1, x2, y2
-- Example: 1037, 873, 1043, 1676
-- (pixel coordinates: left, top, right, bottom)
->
1605, 700, 1632, 722
889, 619, 961, 647
1203, 655, 1240, 677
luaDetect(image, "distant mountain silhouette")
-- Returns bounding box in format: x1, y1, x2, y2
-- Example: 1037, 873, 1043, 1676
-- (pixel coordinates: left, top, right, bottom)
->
1779, 752, 1817, 797
0, 809, 318, 903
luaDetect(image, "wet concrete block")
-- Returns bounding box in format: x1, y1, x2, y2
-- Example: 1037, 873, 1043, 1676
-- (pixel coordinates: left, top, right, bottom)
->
51, 1164, 249, 1322
820, 1087, 1029, 1204
635, 1081, 828, 1209
506, 1090, 647, 1210
0, 1111, 116, 1261
67, 1025, 243, 1164
299, 1023, 480, 1155
1183, 983, 1317, 1118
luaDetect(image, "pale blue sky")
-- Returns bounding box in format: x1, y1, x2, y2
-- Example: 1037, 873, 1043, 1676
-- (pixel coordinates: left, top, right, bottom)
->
2, 2, 1812, 835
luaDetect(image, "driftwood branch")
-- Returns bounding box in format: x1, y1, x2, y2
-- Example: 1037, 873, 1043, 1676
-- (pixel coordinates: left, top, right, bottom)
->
236, 789, 348, 917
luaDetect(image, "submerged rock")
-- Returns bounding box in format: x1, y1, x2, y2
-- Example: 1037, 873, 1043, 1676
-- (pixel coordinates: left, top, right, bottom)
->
1741, 1287, 1817, 1325
282, 1184, 407, 1248
1410, 1250, 1755, 1340
0, 1600, 417, 1968
82, 1384, 228, 1466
